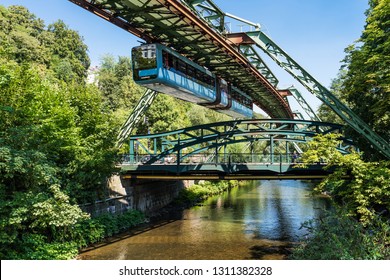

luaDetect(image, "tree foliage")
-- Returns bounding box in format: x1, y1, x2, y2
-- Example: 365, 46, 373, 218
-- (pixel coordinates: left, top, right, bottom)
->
323, 0, 390, 160
293, 1, 390, 258
0, 5, 244, 259
0, 5, 119, 259
298, 134, 390, 225
292, 133, 390, 259
0, 5, 89, 83
317, 72, 345, 124
290, 209, 390, 260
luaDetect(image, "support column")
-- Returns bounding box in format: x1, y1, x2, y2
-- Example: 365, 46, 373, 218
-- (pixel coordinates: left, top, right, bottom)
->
270, 136, 274, 164
130, 139, 135, 163
286, 141, 290, 163
177, 136, 181, 174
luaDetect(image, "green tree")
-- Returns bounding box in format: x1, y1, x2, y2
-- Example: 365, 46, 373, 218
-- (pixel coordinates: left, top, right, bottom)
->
339, 0, 390, 160
292, 132, 390, 259
0, 185, 89, 259
317, 72, 345, 124
47, 20, 90, 82
97, 55, 143, 110
0, 5, 90, 83
0, 5, 47, 64
298, 134, 390, 225
0, 5, 147, 259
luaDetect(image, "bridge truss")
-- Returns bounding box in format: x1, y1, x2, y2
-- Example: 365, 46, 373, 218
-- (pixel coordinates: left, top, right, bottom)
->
120, 119, 353, 179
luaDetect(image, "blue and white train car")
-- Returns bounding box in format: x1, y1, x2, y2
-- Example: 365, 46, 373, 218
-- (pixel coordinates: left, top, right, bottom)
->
131, 43, 253, 118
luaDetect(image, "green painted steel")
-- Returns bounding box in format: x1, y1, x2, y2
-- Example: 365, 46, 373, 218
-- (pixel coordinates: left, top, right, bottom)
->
121, 156, 334, 178
68, 0, 293, 119
183, 0, 225, 33
182, 1, 279, 87
116, 88, 158, 148
238, 45, 279, 87
125, 119, 353, 166
246, 31, 390, 159
183, 0, 389, 158
287, 87, 321, 122
69, 0, 388, 158
121, 119, 352, 177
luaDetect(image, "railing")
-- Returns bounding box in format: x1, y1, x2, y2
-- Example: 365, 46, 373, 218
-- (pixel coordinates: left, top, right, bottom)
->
121, 153, 306, 165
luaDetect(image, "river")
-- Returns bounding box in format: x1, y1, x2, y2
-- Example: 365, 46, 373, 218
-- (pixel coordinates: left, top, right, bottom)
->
79, 180, 330, 260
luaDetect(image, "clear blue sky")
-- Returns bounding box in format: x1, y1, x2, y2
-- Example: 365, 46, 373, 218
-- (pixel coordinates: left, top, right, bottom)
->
1, 0, 369, 115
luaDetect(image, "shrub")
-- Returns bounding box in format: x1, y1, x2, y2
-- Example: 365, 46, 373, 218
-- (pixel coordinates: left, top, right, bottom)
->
290, 210, 390, 260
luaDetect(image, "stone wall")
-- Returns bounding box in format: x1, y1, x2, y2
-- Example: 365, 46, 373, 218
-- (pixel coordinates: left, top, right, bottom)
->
80, 175, 192, 216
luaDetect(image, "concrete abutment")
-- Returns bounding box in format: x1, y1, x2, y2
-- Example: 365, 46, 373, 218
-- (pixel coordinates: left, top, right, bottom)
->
81, 175, 195, 216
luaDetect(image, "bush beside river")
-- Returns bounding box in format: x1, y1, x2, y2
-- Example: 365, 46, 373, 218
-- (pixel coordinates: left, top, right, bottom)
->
289, 134, 390, 260
174, 180, 243, 207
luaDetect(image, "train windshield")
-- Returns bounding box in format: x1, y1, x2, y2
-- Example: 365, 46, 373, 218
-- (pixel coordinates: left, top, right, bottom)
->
132, 45, 157, 70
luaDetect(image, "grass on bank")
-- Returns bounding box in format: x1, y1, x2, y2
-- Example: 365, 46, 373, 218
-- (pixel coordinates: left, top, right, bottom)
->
174, 180, 243, 206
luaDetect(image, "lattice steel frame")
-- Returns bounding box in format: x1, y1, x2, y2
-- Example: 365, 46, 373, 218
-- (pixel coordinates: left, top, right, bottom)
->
127, 119, 353, 164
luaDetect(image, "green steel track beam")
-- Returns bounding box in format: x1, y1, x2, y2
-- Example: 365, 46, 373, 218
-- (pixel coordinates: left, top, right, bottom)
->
183, 0, 225, 33
69, 0, 293, 119
116, 88, 158, 148
285, 87, 321, 122
238, 44, 278, 87
70, 0, 387, 157
182, 1, 389, 158
246, 31, 390, 159
121, 174, 346, 181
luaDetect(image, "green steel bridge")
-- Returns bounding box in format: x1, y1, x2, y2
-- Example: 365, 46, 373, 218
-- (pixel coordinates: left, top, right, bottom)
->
69, 0, 390, 179
120, 119, 353, 179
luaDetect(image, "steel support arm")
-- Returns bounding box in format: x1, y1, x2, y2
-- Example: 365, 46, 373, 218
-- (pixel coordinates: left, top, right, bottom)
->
246, 31, 390, 159
287, 87, 321, 122
116, 89, 158, 148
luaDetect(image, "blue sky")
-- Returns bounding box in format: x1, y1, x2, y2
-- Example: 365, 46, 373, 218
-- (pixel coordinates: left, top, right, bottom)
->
1, 0, 369, 114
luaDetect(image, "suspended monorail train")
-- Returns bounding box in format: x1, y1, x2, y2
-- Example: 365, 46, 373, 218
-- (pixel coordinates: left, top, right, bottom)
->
131, 43, 253, 118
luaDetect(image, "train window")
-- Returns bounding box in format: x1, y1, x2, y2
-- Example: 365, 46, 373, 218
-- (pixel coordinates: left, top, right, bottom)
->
132, 45, 157, 70
198, 72, 203, 83
187, 65, 195, 79
161, 51, 178, 70
171, 54, 177, 70
220, 82, 228, 93
244, 97, 252, 108
204, 75, 211, 87
171, 56, 178, 70
210, 77, 216, 87
160, 48, 215, 88
231, 89, 239, 100
195, 70, 202, 84
204, 74, 210, 86
177, 59, 186, 74
162, 51, 169, 68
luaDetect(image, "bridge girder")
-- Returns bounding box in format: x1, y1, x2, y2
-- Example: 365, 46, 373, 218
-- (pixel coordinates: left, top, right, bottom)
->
125, 119, 354, 164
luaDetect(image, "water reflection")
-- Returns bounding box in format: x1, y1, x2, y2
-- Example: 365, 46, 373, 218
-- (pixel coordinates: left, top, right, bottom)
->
79, 180, 330, 260
240, 181, 328, 241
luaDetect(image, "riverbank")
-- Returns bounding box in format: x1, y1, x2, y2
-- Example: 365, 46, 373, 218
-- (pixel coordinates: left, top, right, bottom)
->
288, 207, 390, 260
78, 180, 328, 260
77, 180, 245, 257
150, 180, 245, 216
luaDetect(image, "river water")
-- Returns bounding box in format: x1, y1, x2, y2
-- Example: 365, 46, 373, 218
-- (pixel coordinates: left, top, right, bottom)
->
79, 180, 330, 260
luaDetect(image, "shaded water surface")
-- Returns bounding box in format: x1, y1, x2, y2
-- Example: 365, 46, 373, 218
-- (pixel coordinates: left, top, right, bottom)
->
79, 180, 329, 260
